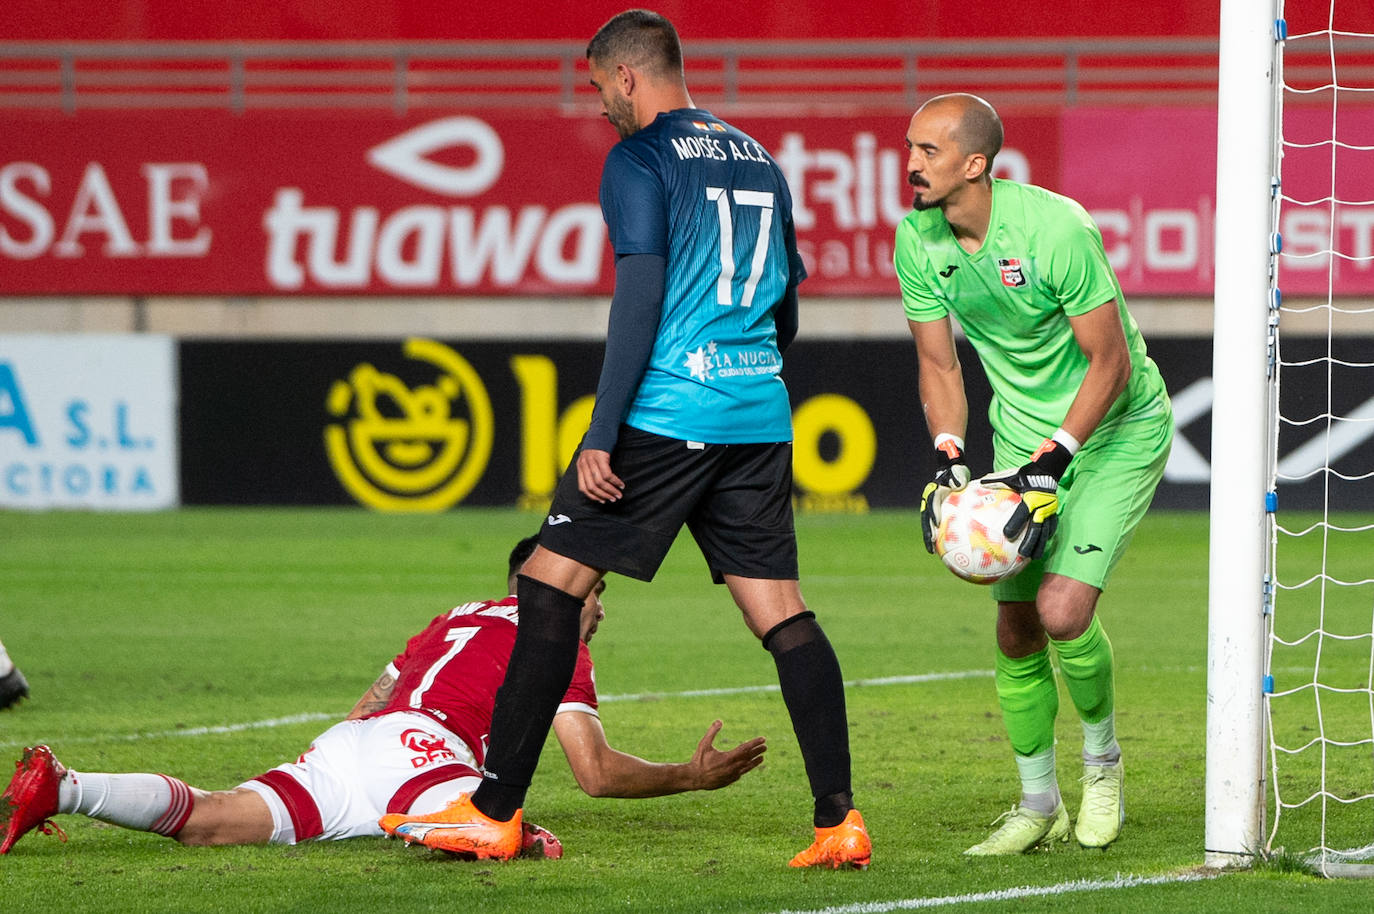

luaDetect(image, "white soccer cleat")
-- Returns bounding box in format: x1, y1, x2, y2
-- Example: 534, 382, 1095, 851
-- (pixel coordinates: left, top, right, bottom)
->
964, 802, 1070, 856
1075, 760, 1124, 848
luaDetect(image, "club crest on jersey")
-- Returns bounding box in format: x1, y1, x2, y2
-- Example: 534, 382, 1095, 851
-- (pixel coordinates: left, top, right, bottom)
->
998, 258, 1027, 288
401, 728, 459, 768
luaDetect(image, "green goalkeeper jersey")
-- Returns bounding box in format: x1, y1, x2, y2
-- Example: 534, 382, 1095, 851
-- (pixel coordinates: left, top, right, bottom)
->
895, 178, 1169, 455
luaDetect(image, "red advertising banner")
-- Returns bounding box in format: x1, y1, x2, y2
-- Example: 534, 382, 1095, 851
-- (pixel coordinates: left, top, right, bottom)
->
1060, 108, 1219, 296
0, 111, 614, 295
5, 106, 1367, 297
1060, 106, 1374, 297
0, 109, 1056, 297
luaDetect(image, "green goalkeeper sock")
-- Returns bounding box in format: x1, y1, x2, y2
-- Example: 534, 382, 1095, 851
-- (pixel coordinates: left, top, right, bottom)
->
995, 646, 1059, 759
1052, 615, 1119, 758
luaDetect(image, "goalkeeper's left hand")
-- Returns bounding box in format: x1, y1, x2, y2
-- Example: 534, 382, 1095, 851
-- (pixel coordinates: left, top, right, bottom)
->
920, 436, 971, 554
983, 437, 1075, 560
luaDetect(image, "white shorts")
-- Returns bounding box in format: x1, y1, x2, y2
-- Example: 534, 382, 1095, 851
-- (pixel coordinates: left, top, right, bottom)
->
238, 711, 481, 844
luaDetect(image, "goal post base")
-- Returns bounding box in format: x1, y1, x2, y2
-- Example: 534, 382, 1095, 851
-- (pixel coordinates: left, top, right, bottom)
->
1203, 850, 1256, 869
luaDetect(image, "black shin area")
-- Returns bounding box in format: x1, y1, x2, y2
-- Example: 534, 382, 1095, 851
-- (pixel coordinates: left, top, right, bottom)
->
763, 612, 855, 827
472, 574, 584, 821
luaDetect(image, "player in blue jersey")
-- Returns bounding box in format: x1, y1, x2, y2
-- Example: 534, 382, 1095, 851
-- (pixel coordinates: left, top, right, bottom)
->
378, 9, 869, 869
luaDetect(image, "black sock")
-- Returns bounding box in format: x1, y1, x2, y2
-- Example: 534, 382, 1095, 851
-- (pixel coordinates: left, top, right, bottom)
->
471, 574, 583, 822
763, 612, 854, 828
814, 790, 855, 829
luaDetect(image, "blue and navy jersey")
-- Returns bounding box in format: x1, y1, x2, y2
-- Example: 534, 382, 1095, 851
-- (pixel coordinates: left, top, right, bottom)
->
600, 108, 806, 443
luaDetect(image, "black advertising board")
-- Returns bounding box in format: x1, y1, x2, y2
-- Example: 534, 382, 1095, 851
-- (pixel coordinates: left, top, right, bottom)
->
178, 338, 925, 510
178, 337, 1369, 511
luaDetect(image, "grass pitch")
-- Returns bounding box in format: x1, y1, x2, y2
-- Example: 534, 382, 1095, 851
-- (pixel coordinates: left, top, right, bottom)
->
0, 508, 1368, 913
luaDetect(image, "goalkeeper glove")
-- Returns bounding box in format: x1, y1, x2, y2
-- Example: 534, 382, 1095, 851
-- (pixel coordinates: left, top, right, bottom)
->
984, 436, 1075, 560
920, 436, 971, 554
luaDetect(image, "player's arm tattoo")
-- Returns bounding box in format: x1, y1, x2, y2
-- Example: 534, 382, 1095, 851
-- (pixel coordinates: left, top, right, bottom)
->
344, 672, 396, 720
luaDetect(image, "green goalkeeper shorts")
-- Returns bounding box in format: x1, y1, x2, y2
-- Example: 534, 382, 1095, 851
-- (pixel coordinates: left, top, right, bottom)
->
991, 401, 1174, 603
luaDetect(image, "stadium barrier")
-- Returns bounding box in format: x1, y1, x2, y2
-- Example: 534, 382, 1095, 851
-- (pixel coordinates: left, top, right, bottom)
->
4, 334, 1364, 512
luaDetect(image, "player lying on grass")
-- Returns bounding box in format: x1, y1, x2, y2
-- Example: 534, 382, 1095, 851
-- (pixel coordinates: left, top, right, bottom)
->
0, 536, 766, 856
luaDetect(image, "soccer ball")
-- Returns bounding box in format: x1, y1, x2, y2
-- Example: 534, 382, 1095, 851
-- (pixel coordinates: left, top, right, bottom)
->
934, 480, 1029, 584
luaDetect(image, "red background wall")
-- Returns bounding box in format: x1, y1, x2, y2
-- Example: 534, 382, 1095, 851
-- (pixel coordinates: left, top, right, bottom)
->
2, 0, 1223, 41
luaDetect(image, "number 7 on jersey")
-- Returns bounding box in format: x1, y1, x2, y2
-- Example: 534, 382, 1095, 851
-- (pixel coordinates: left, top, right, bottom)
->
706, 186, 775, 309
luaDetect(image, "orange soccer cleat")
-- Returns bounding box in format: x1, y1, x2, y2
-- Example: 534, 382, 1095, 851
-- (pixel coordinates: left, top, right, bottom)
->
788, 808, 871, 869
1, 745, 68, 854
379, 793, 522, 860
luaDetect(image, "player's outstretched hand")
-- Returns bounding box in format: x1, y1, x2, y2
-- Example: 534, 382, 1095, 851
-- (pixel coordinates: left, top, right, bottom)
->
576, 448, 625, 503
920, 439, 971, 553
983, 438, 1074, 560
690, 719, 766, 790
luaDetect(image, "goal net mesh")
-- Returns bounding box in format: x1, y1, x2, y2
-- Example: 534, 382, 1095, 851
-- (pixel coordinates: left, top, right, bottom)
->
1266, 1, 1374, 875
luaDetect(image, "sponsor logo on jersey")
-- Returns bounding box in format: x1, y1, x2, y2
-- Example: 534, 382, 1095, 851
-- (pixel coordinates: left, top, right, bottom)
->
938, 264, 959, 278
1074, 543, 1104, 555
685, 341, 717, 382
547, 513, 572, 526
401, 728, 460, 768
998, 258, 1027, 288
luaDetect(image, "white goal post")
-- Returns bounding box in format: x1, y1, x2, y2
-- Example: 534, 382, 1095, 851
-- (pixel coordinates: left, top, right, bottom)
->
1205, 0, 1278, 868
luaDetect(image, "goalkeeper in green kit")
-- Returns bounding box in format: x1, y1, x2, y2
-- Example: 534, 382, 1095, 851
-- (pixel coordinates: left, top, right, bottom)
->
894, 94, 1173, 855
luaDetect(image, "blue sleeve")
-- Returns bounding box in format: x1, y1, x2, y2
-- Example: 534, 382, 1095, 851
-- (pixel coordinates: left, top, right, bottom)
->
599, 144, 667, 256
775, 280, 799, 354
582, 253, 666, 452
775, 216, 804, 352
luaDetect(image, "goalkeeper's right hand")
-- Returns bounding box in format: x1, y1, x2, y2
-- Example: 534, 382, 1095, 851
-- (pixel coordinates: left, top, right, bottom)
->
920, 436, 971, 554
982, 436, 1074, 560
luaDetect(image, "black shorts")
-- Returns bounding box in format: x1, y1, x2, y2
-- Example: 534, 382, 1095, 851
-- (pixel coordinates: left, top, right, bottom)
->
538, 426, 799, 583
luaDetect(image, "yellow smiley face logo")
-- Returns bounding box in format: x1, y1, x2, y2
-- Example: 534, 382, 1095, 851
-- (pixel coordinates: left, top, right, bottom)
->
324, 338, 493, 511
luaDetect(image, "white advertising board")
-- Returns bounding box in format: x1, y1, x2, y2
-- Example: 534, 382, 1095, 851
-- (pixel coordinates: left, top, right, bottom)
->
0, 334, 178, 510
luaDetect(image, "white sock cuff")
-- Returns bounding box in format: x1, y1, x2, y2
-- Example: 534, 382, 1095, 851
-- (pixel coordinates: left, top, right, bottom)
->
1080, 713, 1119, 760
1014, 746, 1059, 797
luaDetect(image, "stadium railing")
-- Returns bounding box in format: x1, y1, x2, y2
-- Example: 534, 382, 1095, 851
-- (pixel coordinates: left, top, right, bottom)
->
0, 37, 1257, 114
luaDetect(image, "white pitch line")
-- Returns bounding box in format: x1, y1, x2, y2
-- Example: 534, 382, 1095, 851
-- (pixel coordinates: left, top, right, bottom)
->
771, 871, 1217, 914
0, 712, 340, 750
600, 669, 993, 703
0, 670, 992, 750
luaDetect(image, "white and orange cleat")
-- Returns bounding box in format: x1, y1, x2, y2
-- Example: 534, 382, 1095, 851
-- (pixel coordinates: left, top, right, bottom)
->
379, 794, 522, 860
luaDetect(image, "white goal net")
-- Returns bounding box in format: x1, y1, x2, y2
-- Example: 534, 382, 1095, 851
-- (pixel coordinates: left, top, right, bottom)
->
1266, 1, 1374, 876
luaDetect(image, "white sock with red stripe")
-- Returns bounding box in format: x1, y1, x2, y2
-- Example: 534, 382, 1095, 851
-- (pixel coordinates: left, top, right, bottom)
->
60, 771, 196, 836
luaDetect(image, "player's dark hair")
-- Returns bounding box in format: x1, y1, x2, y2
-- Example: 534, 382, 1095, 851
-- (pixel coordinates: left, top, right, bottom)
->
507, 535, 540, 583
586, 9, 684, 80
